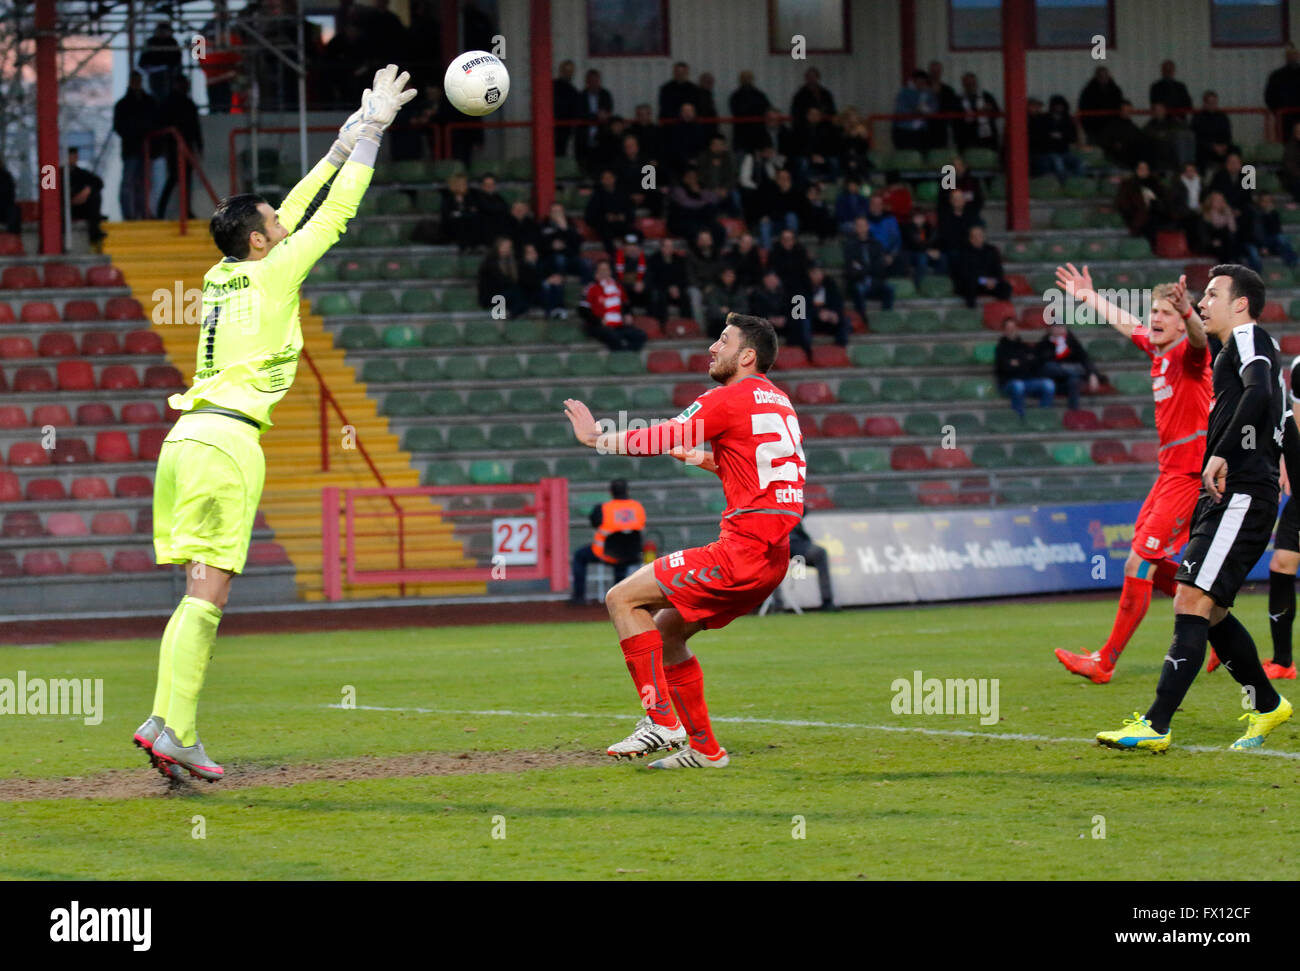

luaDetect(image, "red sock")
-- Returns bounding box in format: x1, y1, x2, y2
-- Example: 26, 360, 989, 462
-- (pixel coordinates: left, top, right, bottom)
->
1100, 575, 1153, 669
620, 631, 676, 727
1152, 557, 1179, 598
664, 656, 721, 756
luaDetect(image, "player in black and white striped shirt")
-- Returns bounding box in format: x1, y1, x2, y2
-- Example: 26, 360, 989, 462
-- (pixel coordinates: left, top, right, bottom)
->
1097, 265, 1293, 751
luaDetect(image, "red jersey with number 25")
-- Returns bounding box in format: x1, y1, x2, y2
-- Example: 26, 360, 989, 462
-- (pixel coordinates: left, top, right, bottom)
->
1129, 327, 1212, 475
623, 373, 806, 547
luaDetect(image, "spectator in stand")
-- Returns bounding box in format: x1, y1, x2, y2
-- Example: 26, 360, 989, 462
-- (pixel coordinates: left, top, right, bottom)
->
647, 237, 691, 323
755, 166, 803, 249
686, 228, 727, 323
155, 74, 202, 220
750, 269, 803, 352
951, 224, 1011, 307
1252, 192, 1299, 270
705, 265, 746, 338
769, 227, 812, 295
697, 72, 720, 135
113, 71, 158, 220
834, 178, 872, 235
892, 70, 935, 151
519, 242, 566, 318
759, 106, 796, 157
198, 0, 238, 113
1208, 151, 1256, 236
1194, 190, 1244, 263
615, 133, 661, 216
585, 168, 636, 253
659, 61, 700, 119
802, 182, 837, 240
791, 67, 836, 122
936, 187, 980, 255
1116, 160, 1173, 246
843, 216, 895, 312
927, 60, 962, 150
805, 263, 849, 348
695, 133, 738, 212
724, 231, 764, 289
1035, 320, 1100, 411
738, 142, 780, 224
792, 106, 841, 183
473, 174, 510, 246
478, 237, 530, 318
729, 70, 773, 152
581, 258, 646, 351
1029, 94, 1084, 182
440, 172, 481, 248
666, 165, 726, 247
1172, 160, 1203, 238
840, 118, 873, 182
1283, 120, 1300, 200
995, 316, 1056, 418
576, 69, 614, 170
1142, 101, 1191, 171
866, 193, 903, 277
504, 199, 541, 252
954, 72, 1000, 154
626, 103, 662, 164
662, 102, 709, 179
553, 60, 583, 157
1149, 60, 1193, 115
1191, 89, 1235, 170
1096, 100, 1151, 169
0, 160, 19, 235
138, 22, 182, 100
539, 201, 590, 283
613, 235, 652, 317
63, 148, 107, 250
1078, 66, 1123, 142
901, 206, 947, 288
589, 114, 629, 177
940, 154, 984, 219
1265, 44, 1300, 138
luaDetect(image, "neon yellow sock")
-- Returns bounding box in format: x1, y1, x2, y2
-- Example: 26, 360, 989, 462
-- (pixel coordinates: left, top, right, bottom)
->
150, 604, 184, 720
161, 595, 223, 747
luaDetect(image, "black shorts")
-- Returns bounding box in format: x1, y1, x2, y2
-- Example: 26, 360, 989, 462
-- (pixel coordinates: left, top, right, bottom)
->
1278, 496, 1300, 553
1176, 493, 1278, 608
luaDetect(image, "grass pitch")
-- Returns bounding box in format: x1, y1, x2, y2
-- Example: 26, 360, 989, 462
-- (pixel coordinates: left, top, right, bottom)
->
2, 594, 1299, 880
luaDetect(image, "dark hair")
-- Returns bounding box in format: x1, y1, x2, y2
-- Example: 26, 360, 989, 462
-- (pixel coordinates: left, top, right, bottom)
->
1209, 264, 1267, 318
209, 193, 268, 259
725, 312, 778, 372
610, 478, 628, 499
911, 70, 930, 82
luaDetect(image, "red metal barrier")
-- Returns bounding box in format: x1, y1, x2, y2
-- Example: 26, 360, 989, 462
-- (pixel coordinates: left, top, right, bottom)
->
143, 127, 221, 235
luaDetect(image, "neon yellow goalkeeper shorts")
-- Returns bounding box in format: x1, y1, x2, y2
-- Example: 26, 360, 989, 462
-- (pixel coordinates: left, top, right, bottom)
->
152, 411, 266, 574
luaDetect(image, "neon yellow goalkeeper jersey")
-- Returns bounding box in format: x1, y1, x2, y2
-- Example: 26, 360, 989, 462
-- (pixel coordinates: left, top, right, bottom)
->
168, 156, 374, 429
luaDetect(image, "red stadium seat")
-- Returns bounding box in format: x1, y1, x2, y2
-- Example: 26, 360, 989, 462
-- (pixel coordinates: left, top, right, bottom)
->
62, 299, 100, 322
803, 483, 834, 510
75, 402, 117, 425
982, 300, 1017, 331
25, 478, 66, 501
672, 382, 708, 408
1018, 305, 1048, 330
138, 427, 167, 460
774, 345, 812, 370
931, 447, 973, 469
47, 511, 88, 537
105, 296, 145, 320
31, 404, 71, 427
821, 413, 859, 438
3, 510, 45, 536
1063, 408, 1101, 431
0, 302, 13, 323
248, 542, 292, 566
81, 331, 121, 355
794, 381, 834, 405
121, 401, 161, 424
890, 445, 931, 471
1183, 263, 1212, 294
1131, 441, 1160, 463
863, 415, 903, 437
100, 365, 140, 390
123, 329, 163, 354
8, 442, 49, 466
636, 217, 666, 239
42, 263, 83, 288
882, 185, 912, 218
51, 438, 91, 464
0, 233, 22, 256
663, 317, 700, 339
1282, 335, 1300, 356
94, 431, 134, 463
0, 551, 17, 577
637, 317, 663, 340
1, 266, 41, 289
85, 264, 125, 287
253, 510, 269, 530
1101, 405, 1143, 429
646, 350, 685, 374
13, 367, 55, 392
20, 301, 58, 323
847, 309, 867, 334
91, 511, 133, 536
56, 360, 95, 390
918, 481, 958, 506
37, 332, 78, 357
1260, 301, 1288, 323
136, 508, 153, 534
1091, 440, 1131, 464
68, 550, 110, 574
1005, 273, 1033, 297
811, 345, 850, 368
70, 476, 111, 500
0, 405, 26, 428
0, 335, 35, 358
112, 549, 156, 573
797, 414, 819, 439
957, 476, 993, 506
114, 475, 153, 498
1154, 231, 1189, 260
144, 365, 184, 388
686, 352, 711, 372
0, 471, 19, 502
22, 550, 64, 576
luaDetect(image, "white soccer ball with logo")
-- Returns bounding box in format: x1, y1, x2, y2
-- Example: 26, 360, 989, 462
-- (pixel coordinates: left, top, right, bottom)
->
444, 50, 509, 117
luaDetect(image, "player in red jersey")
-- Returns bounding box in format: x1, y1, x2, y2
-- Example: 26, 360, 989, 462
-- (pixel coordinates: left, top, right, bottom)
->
1052, 266, 1211, 683
563, 313, 806, 768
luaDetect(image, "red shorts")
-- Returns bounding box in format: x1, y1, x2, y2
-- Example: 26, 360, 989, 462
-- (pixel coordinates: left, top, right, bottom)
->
1132, 471, 1201, 560
653, 534, 790, 630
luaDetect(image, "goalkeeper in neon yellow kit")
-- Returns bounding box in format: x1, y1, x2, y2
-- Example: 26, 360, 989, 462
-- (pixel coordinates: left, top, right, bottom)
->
132, 65, 417, 782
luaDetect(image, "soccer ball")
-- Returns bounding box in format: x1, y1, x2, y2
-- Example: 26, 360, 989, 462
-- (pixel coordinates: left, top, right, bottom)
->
444, 50, 510, 117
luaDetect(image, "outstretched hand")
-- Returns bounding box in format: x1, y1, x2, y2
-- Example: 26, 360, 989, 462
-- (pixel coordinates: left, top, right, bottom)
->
1170, 273, 1193, 317
361, 64, 417, 131
1055, 262, 1093, 301
563, 398, 600, 447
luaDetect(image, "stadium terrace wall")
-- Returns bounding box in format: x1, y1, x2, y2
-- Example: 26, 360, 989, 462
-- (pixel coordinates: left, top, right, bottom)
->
790, 502, 1277, 609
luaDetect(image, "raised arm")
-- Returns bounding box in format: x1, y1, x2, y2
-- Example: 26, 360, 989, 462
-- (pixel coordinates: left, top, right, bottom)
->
1169, 274, 1207, 349
1055, 262, 1141, 338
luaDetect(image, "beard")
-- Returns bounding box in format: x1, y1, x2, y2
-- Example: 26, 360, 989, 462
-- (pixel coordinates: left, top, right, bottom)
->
709, 354, 738, 384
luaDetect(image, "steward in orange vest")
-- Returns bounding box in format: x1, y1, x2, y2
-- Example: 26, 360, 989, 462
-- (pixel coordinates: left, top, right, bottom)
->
570, 478, 646, 605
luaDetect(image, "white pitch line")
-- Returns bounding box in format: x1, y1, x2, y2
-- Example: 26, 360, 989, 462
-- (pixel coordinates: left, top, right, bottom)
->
324, 705, 1300, 759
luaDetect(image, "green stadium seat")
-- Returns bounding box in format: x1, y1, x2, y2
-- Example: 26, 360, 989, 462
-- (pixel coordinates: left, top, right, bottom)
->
308, 261, 339, 282
1087, 210, 1125, 230
423, 462, 470, 486
983, 410, 1022, 435
467, 389, 506, 414
358, 223, 395, 247
631, 385, 671, 409
361, 358, 401, 383
1080, 237, 1118, 260
488, 425, 528, 450
509, 388, 548, 412
338, 324, 379, 349
512, 458, 551, 483
956, 377, 995, 400
423, 390, 463, 416
873, 481, 914, 507
440, 290, 481, 313
315, 293, 355, 316
1062, 177, 1095, 199
493, 355, 525, 380
1252, 142, 1285, 164
339, 258, 377, 282
908, 310, 943, 334
833, 482, 874, 509
447, 425, 489, 451
378, 258, 418, 281
914, 180, 940, 203
567, 352, 605, 376
505, 319, 546, 344
393, 160, 433, 182
837, 378, 874, 404
849, 345, 890, 368
891, 278, 917, 300
529, 423, 573, 448
903, 412, 942, 437
972, 443, 1010, 468
1113, 372, 1151, 395
845, 448, 889, 473
464, 322, 503, 345
403, 426, 444, 452
972, 342, 997, 365
1049, 208, 1086, 230
399, 290, 439, 314
1027, 271, 1057, 294
998, 479, 1038, 505
1030, 175, 1063, 199
607, 351, 644, 376
893, 344, 930, 367
944, 308, 982, 331
545, 320, 584, 343
944, 411, 981, 435
469, 459, 510, 484
964, 148, 998, 169
918, 275, 952, 298
806, 448, 847, 475
382, 324, 421, 348
383, 391, 424, 417
421, 321, 460, 347
378, 191, 414, 215
1117, 237, 1152, 259
919, 377, 957, 402
1052, 442, 1092, 466
931, 344, 971, 367
414, 189, 440, 213
358, 290, 399, 315
418, 253, 460, 278
1142, 404, 1156, 427
878, 377, 916, 402
402, 358, 442, 383
817, 242, 845, 269
431, 159, 466, 180
1024, 408, 1058, 433
867, 310, 907, 334
1005, 239, 1042, 262
589, 386, 630, 412
526, 353, 568, 378
1087, 338, 1127, 362
1010, 442, 1051, 467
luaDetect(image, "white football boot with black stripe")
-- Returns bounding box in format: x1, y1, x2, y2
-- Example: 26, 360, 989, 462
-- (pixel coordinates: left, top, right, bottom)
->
649, 746, 730, 769
606, 716, 688, 758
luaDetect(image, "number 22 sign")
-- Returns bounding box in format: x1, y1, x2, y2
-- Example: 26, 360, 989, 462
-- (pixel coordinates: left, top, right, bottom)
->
492, 517, 538, 565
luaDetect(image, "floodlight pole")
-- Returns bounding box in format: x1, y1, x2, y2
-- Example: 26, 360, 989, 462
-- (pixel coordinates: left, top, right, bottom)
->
35, 0, 61, 254
529, 0, 554, 215
1002, 0, 1030, 232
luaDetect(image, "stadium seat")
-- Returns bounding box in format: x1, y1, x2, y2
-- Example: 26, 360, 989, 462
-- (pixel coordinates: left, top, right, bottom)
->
794, 381, 834, 405
878, 378, 916, 403
248, 542, 291, 566
447, 426, 489, 451
811, 345, 850, 368
807, 448, 847, 474
25, 477, 67, 501
647, 350, 686, 374
931, 344, 971, 367
982, 301, 1017, 330
1052, 442, 1092, 466
1018, 305, 1048, 330
467, 389, 506, 414
1090, 440, 1131, 464
917, 481, 957, 506
31, 403, 71, 427
464, 321, 503, 346
1024, 408, 1058, 433
0, 405, 24, 428
67, 550, 111, 575
359, 291, 400, 315
105, 297, 145, 320
423, 462, 469, 486
631, 385, 671, 410
487, 425, 527, 450
62, 299, 100, 322
20, 300, 58, 323
85, 264, 125, 287
1063, 409, 1101, 431
945, 411, 982, 435
1101, 404, 1142, 429
0, 470, 19, 502
890, 445, 930, 471
22, 550, 64, 576
972, 443, 1010, 468
47, 511, 89, 537
504, 320, 545, 345
91, 511, 133, 535
37, 332, 78, 357
9, 441, 48, 466
74, 402, 116, 426
893, 344, 929, 368
554, 457, 593, 480
512, 458, 551, 483
94, 431, 134, 463
957, 476, 993, 506
43, 263, 83, 288
589, 386, 629, 412
902, 412, 941, 437
2, 265, 41, 289
12, 366, 53, 393
919, 377, 958, 403
99, 364, 140, 390
607, 352, 643, 376
837, 378, 874, 404
1261, 301, 1288, 323
0, 233, 20, 256
673, 383, 708, 408
112, 549, 156, 573
114, 475, 153, 498
931, 447, 973, 469
835, 482, 877, 509
51, 437, 91, 464
70, 476, 111, 500
403, 426, 444, 452
0, 335, 34, 358
121, 401, 161, 424
469, 459, 510, 484
1009, 442, 1050, 467
144, 365, 183, 388
82, 331, 122, 356
1131, 441, 1160, 463
821, 413, 859, 438
863, 415, 903, 437
315, 293, 356, 316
